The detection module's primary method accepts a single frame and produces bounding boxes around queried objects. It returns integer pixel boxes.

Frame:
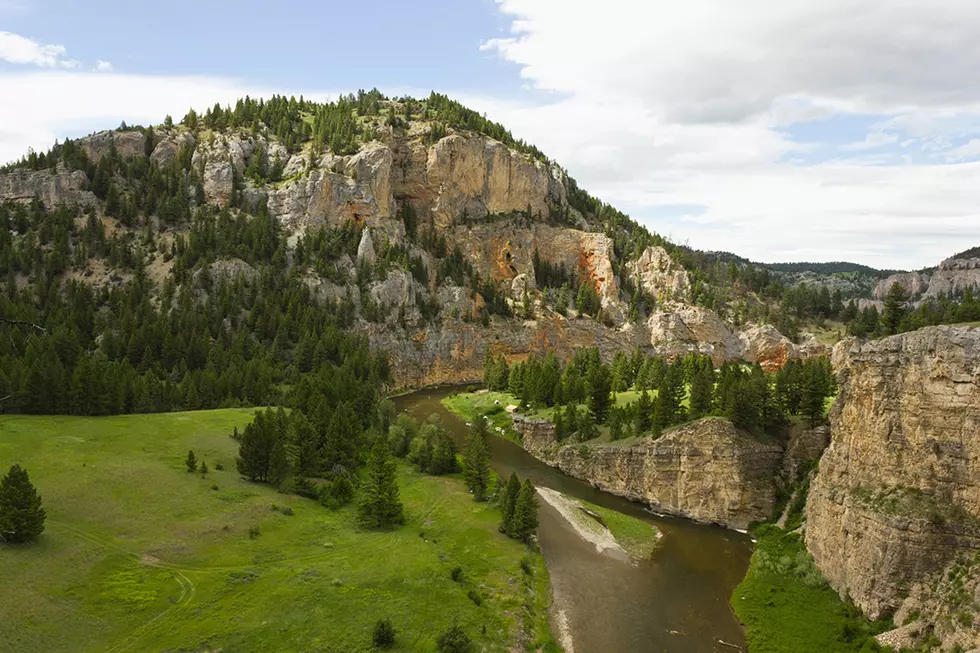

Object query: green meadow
[0,410,554,652]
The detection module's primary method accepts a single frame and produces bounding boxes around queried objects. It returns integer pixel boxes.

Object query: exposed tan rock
[79,130,147,162]
[806,326,980,624]
[356,228,377,266]
[371,314,642,389]
[0,165,95,207]
[782,424,830,480]
[627,246,689,303]
[423,135,565,228]
[887,551,980,652]
[514,416,783,529]
[873,257,980,303]
[739,324,796,372]
[150,132,196,167]
[646,304,742,364]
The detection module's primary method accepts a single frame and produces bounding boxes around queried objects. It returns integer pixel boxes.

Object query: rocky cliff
[806,327,980,640]
[0,113,818,388]
[514,415,783,529]
[873,256,980,303]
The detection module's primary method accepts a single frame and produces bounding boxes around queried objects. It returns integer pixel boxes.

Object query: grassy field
[0,410,556,653]
[732,525,891,653]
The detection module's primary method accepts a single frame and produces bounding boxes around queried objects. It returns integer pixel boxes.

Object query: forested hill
[0,90,973,412]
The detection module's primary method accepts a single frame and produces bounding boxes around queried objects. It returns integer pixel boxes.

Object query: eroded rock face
[739,325,797,372]
[370,314,642,389]
[806,326,980,621]
[0,166,96,207]
[514,416,782,529]
[79,130,147,162]
[422,135,566,228]
[874,257,980,303]
[627,246,689,303]
[646,304,743,364]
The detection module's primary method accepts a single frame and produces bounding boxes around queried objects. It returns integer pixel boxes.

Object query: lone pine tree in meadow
[0,464,46,543]
[185,449,197,473]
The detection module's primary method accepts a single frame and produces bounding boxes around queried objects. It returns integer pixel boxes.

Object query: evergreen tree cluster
[484,347,837,442]
[496,472,539,543]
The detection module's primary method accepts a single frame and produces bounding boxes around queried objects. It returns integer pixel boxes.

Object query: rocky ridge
[873,256,980,303]
[0,120,821,387]
[805,326,980,648]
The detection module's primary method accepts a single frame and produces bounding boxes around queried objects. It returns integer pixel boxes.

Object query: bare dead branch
[0,317,45,332]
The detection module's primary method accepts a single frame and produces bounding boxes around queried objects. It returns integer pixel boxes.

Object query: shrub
[520,556,534,576]
[281,506,294,516]
[214,462,225,471]
[373,618,396,648]
[248,526,260,539]
[436,623,472,653]
[450,566,464,583]
[210,484,219,491]
[467,589,482,606]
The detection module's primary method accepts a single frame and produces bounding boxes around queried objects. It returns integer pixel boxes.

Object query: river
[394,387,753,653]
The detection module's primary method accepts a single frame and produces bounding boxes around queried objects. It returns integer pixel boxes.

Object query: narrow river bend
[395,388,753,653]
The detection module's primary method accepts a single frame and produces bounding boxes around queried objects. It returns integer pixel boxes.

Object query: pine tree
[585,358,612,424]
[498,472,521,534]
[635,390,652,433]
[882,282,909,336]
[358,440,404,528]
[462,423,491,501]
[689,365,715,419]
[508,479,539,542]
[0,464,46,543]
[268,436,290,488]
[185,449,197,473]
[200,460,209,476]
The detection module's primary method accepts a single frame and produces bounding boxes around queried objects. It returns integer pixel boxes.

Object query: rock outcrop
[79,130,147,162]
[806,326,980,625]
[627,246,689,303]
[0,165,96,207]
[873,257,980,303]
[514,416,783,529]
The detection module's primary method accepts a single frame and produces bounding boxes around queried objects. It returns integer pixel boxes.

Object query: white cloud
[943,139,980,162]
[477,0,980,269]
[0,31,74,67]
[94,60,113,72]
[0,71,344,166]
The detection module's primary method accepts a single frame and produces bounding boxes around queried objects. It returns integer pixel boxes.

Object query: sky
[2,0,980,270]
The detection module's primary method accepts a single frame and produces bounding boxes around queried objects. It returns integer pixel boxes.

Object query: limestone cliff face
[806,326,980,622]
[514,416,783,530]
[873,257,980,303]
[645,305,815,371]
[371,314,642,389]
[0,165,95,208]
[627,246,689,303]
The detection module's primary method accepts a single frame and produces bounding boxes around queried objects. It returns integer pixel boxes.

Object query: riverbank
[0,410,557,652]
[732,525,893,653]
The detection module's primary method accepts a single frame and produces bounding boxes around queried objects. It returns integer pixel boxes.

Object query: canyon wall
[806,327,980,633]
[514,415,783,530]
